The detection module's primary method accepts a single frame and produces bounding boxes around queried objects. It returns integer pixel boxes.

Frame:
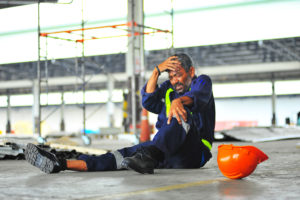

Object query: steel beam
[0,62,300,90]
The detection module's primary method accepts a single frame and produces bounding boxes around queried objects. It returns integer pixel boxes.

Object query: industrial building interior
[0,0,300,199]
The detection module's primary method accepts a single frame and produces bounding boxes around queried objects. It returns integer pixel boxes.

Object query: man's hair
[172,53,193,72]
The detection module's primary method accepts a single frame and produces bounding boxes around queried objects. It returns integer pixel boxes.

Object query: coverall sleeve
[141,81,168,114]
[183,75,213,112]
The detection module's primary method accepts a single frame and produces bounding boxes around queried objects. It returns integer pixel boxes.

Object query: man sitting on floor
[25,53,215,174]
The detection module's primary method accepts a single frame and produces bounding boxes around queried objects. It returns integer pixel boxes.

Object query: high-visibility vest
[164,88,212,151]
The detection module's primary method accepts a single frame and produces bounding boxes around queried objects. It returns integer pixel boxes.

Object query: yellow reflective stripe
[165,87,193,116]
[202,139,212,150]
[165,88,174,117]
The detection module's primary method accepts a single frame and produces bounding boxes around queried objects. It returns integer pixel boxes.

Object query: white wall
[215,95,300,126]
[0,103,123,135]
[1,95,299,135]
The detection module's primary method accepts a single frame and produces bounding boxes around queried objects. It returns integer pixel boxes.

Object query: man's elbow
[143,105,160,114]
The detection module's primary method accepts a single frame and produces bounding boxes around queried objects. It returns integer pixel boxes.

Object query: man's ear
[189,66,195,77]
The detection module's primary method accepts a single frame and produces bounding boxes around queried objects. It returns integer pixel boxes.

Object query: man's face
[168,64,194,94]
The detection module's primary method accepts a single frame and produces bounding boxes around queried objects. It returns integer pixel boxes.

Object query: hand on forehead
[170,56,178,61]
[170,56,182,71]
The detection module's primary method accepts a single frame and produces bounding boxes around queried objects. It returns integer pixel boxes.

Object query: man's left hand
[167,98,187,125]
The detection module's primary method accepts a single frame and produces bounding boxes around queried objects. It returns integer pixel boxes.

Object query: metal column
[126,0,145,139]
[271,76,277,127]
[33,80,41,135]
[6,90,11,134]
[33,2,42,136]
[107,74,115,127]
[80,0,91,145]
[170,0,174,52]
[60,90,65,132]
[81,0,86,136]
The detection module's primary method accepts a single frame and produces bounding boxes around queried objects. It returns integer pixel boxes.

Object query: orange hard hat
[217,144,268,179]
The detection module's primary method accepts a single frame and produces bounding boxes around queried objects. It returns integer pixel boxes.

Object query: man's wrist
[179,96,193,106]
[153,67,160,77]
[155,65,161,76]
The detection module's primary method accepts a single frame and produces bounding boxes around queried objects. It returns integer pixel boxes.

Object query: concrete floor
[0,139,300,200]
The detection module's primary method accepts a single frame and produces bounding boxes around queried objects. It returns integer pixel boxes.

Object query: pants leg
[152,115,192,156]
[78,141,153,171]
[160,125,212,169]
[77,153,116,171]
[152,112,212,169]
[78,109,211,171]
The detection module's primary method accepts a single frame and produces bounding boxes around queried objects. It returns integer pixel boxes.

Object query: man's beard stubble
[174,77,191,94]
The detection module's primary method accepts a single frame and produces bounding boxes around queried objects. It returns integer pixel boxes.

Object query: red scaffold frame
[40,22,171,43]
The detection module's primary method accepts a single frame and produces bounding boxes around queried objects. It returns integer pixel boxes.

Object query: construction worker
[25,53,215,174]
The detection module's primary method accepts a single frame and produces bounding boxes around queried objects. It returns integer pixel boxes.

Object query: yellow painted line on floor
[85,178,227,200]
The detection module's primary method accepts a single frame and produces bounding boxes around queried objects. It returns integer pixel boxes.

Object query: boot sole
[130,166,154,174]
[25,143,55,174]
[123,159,154,174]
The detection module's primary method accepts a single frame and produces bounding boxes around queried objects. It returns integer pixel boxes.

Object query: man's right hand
[167,98,187,125]
[157,56,180,73]
[146,56,180,93]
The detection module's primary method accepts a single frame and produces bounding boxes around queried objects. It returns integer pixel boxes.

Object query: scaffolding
[40,22,170,43]
[36,1,172,142]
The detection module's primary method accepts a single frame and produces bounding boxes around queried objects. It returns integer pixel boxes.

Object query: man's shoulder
[198,74,211,80]
[193,74,212,84]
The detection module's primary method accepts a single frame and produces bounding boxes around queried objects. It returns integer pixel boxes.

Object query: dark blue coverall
[78,74,215,171]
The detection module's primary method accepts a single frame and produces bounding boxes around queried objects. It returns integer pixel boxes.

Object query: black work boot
[121,146,162,174]
[25,143,66,174]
